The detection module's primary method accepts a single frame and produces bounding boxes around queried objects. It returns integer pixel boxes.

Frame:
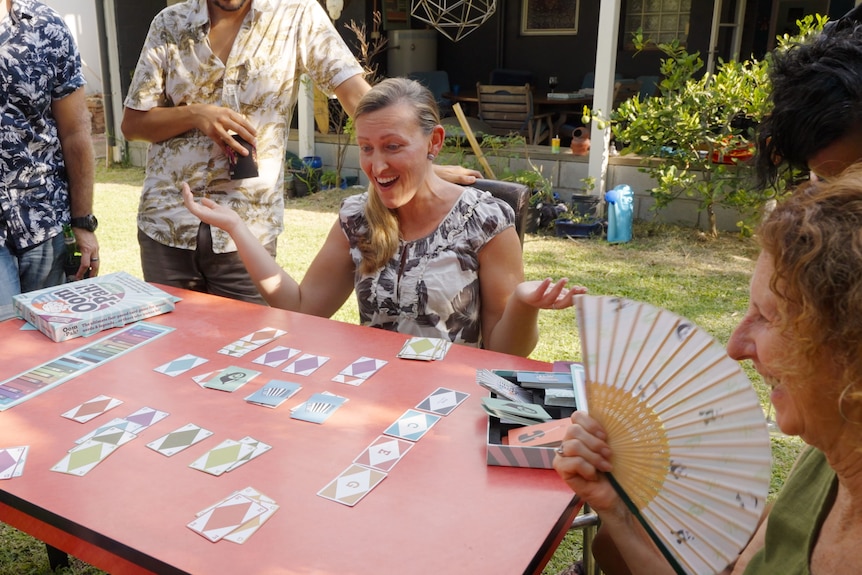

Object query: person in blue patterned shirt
[0,0,99,321]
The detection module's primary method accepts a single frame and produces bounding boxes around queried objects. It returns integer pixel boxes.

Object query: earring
[427,153,435,161]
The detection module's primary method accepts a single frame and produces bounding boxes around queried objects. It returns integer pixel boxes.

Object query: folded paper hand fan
[573,295,771,575]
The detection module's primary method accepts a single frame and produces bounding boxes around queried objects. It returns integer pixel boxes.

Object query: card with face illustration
[203,366,261,392]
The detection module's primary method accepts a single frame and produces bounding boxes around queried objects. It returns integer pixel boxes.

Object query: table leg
[45,543,70,570]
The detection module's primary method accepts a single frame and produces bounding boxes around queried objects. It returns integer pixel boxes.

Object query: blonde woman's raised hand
[515,278,587,310]
[180,182,242,234]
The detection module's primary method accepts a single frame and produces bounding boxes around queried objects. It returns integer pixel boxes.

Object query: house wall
[284,135,752,233]
[44,0,102,93]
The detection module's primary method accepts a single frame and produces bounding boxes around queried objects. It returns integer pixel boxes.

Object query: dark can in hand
[226,134,259,180]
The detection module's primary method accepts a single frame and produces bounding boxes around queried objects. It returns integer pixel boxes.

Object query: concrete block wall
[127,134,750,232]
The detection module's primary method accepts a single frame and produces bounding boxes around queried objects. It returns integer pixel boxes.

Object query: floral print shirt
[124,0,363,253]
[340,188,515,347]
[0,0,84,250]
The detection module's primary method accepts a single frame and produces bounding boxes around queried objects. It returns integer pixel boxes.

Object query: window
[624,0,691,46]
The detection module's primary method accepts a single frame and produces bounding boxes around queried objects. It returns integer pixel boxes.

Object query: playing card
[52,439,120,476]
[506,418,570,448]
[218,328,286,358]
[481,397,552,425]
[475,369,534,403]
[290,393,347,424]
[397,336,451,360]
[123,406,170,430]
[416,387,469,416]
[61,395,123,423]
[203,366,261,392]
[84,426,137,448]
[251,346,301,368]
[221,496,278,544]
[353,436,414,473]
[189,439,256,476]
[154,354,208,377]
[317,464,387,507]
[282,353,329,376]
[383,409,441,441]
[244,379,301,408]
[187,493,269,542]
[336,356,387,380]
[0,446,28,479]
[191,370,217,388]
[199,487,279,544]
[75,417,142,444]
[226,437,272,472]
[147,423,213,457]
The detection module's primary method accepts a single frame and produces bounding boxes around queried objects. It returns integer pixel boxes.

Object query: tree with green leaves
[603,16,826,236]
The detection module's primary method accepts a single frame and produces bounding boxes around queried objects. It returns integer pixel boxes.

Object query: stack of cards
[188,486,278,543]
[476,370,534,403]
[516,371,574,389]
[0,446,29,479]
[481,397,552,425]
[397,336,452,361]
[244,380,301,408]
[290,392,348,424]
[218,328,286,358]
[189,436,271,476]
[53,425,137,476]
[332,356,387,385]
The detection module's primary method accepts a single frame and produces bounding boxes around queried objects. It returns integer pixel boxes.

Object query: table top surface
[0,287,578,575]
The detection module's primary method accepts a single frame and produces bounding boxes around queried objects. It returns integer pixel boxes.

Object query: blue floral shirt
[0,0,84,251]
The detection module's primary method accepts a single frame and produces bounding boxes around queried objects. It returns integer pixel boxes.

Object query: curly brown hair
[758,164,862,410]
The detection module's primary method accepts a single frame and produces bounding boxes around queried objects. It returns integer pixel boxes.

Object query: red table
[0,287,580,575]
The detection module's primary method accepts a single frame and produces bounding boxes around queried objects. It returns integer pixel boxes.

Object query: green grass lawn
[0,164,803,574]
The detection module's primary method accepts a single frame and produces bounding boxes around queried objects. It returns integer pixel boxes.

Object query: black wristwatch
[70,214,98,232]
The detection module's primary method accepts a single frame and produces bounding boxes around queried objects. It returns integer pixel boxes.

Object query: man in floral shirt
[122,0,370,304]
[0,0,99,321]
[123,0,477,304]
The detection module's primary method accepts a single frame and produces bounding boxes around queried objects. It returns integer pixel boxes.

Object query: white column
[588,0,622,199]
[297,75,315,159]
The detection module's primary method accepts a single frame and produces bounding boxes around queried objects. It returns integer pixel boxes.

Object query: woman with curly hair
[554,165,862,574]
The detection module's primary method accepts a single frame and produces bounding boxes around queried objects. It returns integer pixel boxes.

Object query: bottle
[62,224,82,282]
[551,135,561,154]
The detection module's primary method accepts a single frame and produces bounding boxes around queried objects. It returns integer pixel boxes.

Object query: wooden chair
[612,79,643,108]
[476,83,554,145]
[468,178,531,246]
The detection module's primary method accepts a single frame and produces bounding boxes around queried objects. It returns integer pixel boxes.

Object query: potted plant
[554,177,604,238]
[291,156,322,197]
[500,161,557,233]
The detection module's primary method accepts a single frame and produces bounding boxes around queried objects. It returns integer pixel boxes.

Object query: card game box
[13,271,176,342]
[485,370,576,469]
